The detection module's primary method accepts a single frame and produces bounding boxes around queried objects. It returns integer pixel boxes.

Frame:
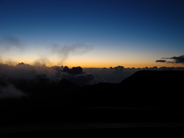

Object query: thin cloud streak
[156,60,166,63]
[0,35,93,66]
[0,35,24,52]
[50,43,93,64]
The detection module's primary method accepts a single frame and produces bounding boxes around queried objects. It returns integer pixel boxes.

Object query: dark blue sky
[0,0,184,67]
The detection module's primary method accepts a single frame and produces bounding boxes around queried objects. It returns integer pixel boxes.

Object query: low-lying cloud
[83,67,136,84]
[1,62,184,99]
[0,63,95,98]
[0,85,27,99]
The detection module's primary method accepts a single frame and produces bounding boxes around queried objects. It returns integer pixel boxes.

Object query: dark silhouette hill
[75,70,184,108]
[1,70,184,127]
[1,70,184,108]
[120,70,184,88]
[118,70,184,107]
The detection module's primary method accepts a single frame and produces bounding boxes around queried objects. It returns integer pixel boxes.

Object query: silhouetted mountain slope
[2,70,184,108]
[117,70,184,107]
[1,71,184,126]
[58,79,79,88]
[120,70,184,88]
[77,70,184,107]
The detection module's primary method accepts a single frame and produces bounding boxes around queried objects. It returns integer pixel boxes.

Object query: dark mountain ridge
[1,70,184,126]
[120,70,184,88]
[117,70,184,107]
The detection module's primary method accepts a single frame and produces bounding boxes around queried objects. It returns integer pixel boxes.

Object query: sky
[0,0,184,68]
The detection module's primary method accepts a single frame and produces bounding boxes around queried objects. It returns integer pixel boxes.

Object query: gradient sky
[0,0,184,68]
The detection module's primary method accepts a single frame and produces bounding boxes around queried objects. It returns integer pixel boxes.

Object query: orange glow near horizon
[1,51,184,68]
[1,58,184,69]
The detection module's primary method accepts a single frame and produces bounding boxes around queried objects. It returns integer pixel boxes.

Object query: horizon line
[1,62,184,69]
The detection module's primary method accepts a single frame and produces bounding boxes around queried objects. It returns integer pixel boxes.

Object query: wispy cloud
[0,85,27,99]
[0,35,24,52]
[50,43,92,64]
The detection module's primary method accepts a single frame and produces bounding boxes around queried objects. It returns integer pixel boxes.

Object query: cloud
[0,35,23,52]
[63,66,83,75]
[170,55,184,64]
[157,55,184,64]
[0,63,95,88]
[0,62,56,82]
[62,74,94,86]
[83,67,137,84]
[1,62,184,100]
[166,61,174,64]
[33,57,51,67]
[50,43,92,64]
[155,60,166,63]
[0,35,24,64]
[114,65,124,70]
[0,35,93,66]
[0,85,27,99]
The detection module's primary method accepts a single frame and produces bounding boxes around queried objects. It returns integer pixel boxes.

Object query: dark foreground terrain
[1,70,184,136]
